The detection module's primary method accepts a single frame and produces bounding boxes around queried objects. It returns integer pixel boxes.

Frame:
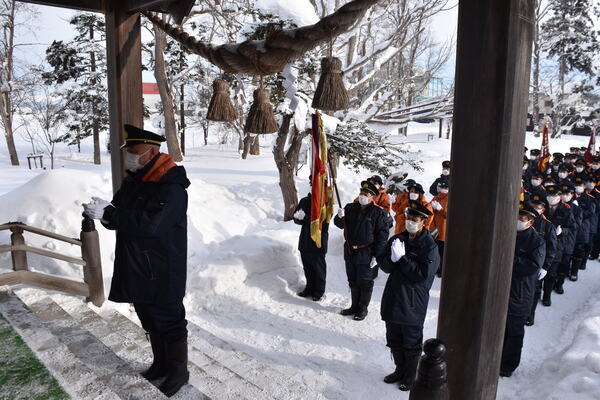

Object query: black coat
[293,194,329,254]
[574,193,596,244]
[533,215,558,272]
[333,202,389,264]
[509,228,545,317]
[544,203,576,258]
[378,230,439,326]
[102,156,190,304]
[587,191,600,235]
[429,175,449,196]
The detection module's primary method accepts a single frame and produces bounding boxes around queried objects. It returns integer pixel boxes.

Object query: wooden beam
[0,245,85,266]
[0,270,89,298]
[105,3,143,193]
[15,0,102,12]
[433,1,535,399]
[0,223,82,246]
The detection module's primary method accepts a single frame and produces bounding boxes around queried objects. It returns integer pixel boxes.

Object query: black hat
[121,124,167,149]
[530,149,541,156]
[437,181,449,189]
[370,175,384,185]
[532,171,544,178]
[573,177,585,186]
[406,182,425,194]
[544,174,556,184]
[558,163,570,171]
[580,146,587,151]
[404,178,416,187]
[406,200,433,218]
[360,180,379,196]
[529,194,547,207]
[560,182,574,193]
[524,146,528,152]
[553,152,564,159]
[519,202,538,219]
[592,156,600,163]
[442,160,451,168]
[523,156,529,163]
[546,185,562,195]
[575,159,586,166]
[570,147,578,152]
[585,175,596,182]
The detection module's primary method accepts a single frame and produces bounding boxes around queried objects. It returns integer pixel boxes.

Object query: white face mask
[586,182,595,189]
[409,192,419,201]
[438,188,449,194]
[530,157,538,161]
[517,220,530,231]
[562,194,572,203]
[576,167,584,173]
[575,186,585,194]
[531,179,542,187]
[442,169,450,176]
[124,149,150,172]
[552,166,559,171]
[533,207,544,215]
[547,195,560,206]
[523,165,528,171]
[558,172,568,179]
[358,195,371,206]
[592,164,600,170]
[405,220,421,234]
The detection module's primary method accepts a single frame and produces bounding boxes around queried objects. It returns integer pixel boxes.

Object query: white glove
[572,200,579,206]
[431,200,442,211]
[556,225,562,236]
[391,239,405,263]
[337,208,345,218]
[538,269,547,280]
[390,194,397,204]
[293,209,306,220]
[83,197,111,220]
[370,257,377,268]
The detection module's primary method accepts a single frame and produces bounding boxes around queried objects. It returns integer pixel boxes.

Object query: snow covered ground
[1,124,600,399]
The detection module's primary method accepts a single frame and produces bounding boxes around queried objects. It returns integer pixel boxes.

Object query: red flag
[584,127,596,163]
[310,112,333,248]
[538,124,550,172]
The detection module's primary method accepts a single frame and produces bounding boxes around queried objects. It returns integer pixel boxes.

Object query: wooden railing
[0,217,104,307]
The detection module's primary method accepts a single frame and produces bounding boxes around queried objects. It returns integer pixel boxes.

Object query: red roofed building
[143,82,161,112]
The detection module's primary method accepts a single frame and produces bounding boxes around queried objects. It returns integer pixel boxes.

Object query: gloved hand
[83,197,112,220]
[293,209,306,220]
[391,239,405,263]
[431,200,442,211]
[370,257,377,268]
[390,194,397,204]
[538,269,547,280]
[556,225,562,236]
[337,208,345,218]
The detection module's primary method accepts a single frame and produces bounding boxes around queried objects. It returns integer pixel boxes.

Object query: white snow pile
[254,0,319,26]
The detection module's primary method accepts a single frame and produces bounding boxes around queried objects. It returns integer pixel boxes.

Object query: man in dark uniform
[334,180,389,321]
[429,160,450,196]
[526,195,557,326]
[585,176,600,263]
[542,185,576,306]
[528,149,541,176]
[569,178,596,280]
[522,157,533,185]
[572,160,589,182]
[293,186,329,301]
[378,201,439,391]
[527,171,546,197]
[556,164,571,186]
[83,124,190,397]
[556,183,582,290]
[500,203,545,377]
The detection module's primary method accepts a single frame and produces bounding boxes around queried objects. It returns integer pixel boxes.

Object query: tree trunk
[552,56,566,138]
[90,22,101,164]
[273,114,305,221]
[241,133,251,159]
[203,121,209,146]
[0,2,18,165]
[250,134,260,155]
[532,8,540,137]
[153,22,183,161]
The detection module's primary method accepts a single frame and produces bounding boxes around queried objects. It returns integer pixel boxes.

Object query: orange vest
[392,193,434,235]
[432,192,449,241]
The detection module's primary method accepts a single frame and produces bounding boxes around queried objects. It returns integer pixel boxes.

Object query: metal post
[409,339,449,400]
[10,225,27,271]
[80,215,104,307]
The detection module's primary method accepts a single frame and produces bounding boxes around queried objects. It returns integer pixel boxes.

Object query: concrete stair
[0,286,328,400]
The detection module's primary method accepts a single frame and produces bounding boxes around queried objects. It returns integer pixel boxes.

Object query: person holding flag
[293,113,334,302]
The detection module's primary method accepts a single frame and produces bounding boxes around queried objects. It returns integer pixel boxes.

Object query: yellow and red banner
[584,127,596,163]
[538,123,550,172]
[310,112,334,248]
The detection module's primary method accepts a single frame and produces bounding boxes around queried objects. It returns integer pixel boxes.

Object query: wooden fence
[0,217,104,307]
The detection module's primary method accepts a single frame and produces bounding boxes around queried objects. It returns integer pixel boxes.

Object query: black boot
[158,336,189,397]
[580,256,588,270]
[384,350,404,384]
[398,355,420,391]
[141,332,167,381]
[525,300,538,326]
[542,277,553,307]
[340,288,360,316]
[569,258,582,281]
[554,274,565,294]
[353,288,373,321]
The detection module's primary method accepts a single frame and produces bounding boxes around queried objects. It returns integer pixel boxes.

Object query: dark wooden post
[10,225,27,271]
[409,339,449,400]
[105,1,143,193]
[81,216,104,307]
[439,118,443,139]
[433,1,535,400]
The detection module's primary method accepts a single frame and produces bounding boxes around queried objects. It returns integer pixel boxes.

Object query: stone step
[13,288,166,400]
[0,287,120,400]
[47,291,267,400]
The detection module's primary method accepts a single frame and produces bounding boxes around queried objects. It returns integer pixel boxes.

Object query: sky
[13,1,460,84]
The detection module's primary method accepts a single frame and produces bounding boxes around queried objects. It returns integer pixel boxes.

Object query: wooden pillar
[10,226,27,271]
[105,2,143,193]
[434,1,535,399]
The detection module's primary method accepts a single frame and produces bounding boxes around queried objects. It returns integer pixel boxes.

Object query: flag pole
[327,154,353,253]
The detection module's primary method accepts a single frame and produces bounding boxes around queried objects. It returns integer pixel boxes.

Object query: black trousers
[436,240,445,275]
[134,301,188,343]
[300,252,327,297]
[590,233,600,258]
[345,260,378,291]
[385,322,423,385]
[500,315,527,373]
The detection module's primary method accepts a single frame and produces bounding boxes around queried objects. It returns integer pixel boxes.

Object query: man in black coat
[293,189,329,301]
[542,185,576,306]
[377,201,439,391]
[83,125,190,397]
[556,183,582,290]
[334,180,389,321]
[569,178,596,281]
[500,204,545,377]
[526,196,558,326]
[429,160,450,196]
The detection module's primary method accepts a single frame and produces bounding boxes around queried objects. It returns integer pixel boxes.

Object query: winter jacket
[586,190,600,235]
[392,194,434,235]
[334,202,389,265]
[378,229,439,326]
[293,194,329,254]
[574,193,596,244]
[102,153,190,304]
[533,214,558,272]
[429,175,449,196]
[509,228,545,318]
[544,202,576,260]
[431,192,448,242]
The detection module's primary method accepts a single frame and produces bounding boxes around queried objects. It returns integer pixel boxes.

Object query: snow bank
[254,0,319,26]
